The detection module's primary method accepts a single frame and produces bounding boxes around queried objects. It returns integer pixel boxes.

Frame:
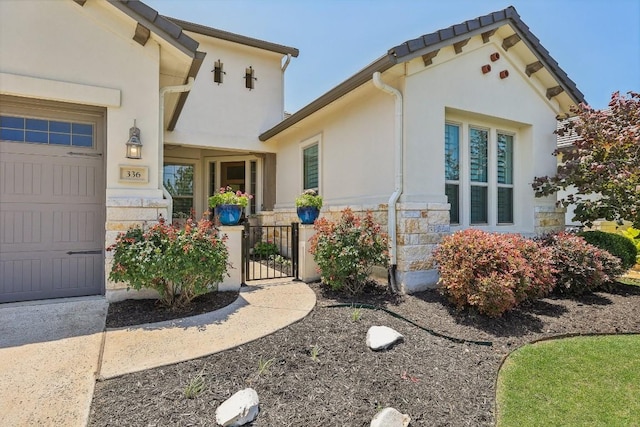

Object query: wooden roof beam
[546,85,564,99]
[133,23,151,46]
[525,61,544,77]
[502,33,521,51]
[481,29,496,43]
[422,49,439,66]
[453,38,470,54]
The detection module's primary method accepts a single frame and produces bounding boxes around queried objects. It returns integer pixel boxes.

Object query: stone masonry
[104,196,169,298]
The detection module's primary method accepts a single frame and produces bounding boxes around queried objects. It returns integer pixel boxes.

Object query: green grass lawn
[496,335,640,427]
[617,276,640,287]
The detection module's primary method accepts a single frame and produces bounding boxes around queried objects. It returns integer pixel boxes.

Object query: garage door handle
[66,250,103,255]
[67,152,102,157]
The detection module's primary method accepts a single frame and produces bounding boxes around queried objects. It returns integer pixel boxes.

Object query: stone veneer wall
[257,203,450,293]
[394,203,450,293]
[104,196,169,300]
[534,206,566,235]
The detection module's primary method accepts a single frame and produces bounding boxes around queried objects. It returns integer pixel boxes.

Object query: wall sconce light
[212,59,225,84]
[126,120,142,159]
[245,66,257,90]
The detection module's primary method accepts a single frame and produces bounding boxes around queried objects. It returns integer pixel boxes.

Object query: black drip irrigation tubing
[325,303,493,347]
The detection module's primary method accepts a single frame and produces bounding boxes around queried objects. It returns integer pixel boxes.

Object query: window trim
[445,122,461,225]
[444,119,517,229]
[300,134,321,194]
[163,160,197,220]
[496,130,515,225]
[203,155,262,215]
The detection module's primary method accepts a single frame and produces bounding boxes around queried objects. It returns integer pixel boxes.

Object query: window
[444,124,460,224]
[0,115,94,147]
[443,122,516,226]
[497,133,514,223]
[469,127,489,224]
[303,143,319,191]
[163,164,194,219]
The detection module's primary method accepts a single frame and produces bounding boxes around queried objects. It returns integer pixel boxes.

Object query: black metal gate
[242,222,299,282]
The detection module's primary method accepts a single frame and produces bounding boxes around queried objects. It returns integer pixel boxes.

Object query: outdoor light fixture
[126,120,142,159]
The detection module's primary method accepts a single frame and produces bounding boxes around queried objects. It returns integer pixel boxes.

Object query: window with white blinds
[444,122,515,227]
[303,143,319,191]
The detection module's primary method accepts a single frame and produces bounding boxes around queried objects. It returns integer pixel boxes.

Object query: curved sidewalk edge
[98,280,317,379]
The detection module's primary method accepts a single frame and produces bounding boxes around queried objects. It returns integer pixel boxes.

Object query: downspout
[159,77,195,222]
[281,53,292,72]
[372,71,403,293]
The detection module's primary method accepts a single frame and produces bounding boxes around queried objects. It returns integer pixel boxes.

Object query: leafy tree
[532,91,640,228]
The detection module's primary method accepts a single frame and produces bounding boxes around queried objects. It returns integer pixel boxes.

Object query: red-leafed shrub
[433,229,555,317]
[539,232,624,296]
[309,208,389,295]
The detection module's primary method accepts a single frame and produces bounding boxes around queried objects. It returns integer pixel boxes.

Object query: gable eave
[390,6,585,107]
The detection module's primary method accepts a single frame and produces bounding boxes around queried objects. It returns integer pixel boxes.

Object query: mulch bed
[105,291,239,328]
[90,281,640,426]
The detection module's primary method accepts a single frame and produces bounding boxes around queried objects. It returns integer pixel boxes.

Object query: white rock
[366,325,404,351]
[215,388,260,426]
[370,407,411,427]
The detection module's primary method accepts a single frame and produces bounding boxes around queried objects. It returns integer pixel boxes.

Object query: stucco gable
[260,6,584,141]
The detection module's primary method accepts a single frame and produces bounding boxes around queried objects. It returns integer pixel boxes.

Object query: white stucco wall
[0,0,166,198]
[402,38,561,233]
[271,83,396,209]
[165,32,286,152]
[269,29,566,236]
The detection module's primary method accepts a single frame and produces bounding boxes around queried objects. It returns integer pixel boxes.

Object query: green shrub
[309,208,389,295]
[433,229,555,317]
[107,217,229,308]
[578,230,638,270]
[540,233,624,296]
[618,227,640,264]
[253,241,279,257]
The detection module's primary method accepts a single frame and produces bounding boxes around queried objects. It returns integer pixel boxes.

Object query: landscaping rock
[215,388,260,426]
[366,325,403,351]
[370,407,411,427]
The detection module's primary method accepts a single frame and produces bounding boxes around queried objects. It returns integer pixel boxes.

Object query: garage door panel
[0,251,102,303]
[1,152,101,203]
[0,258,42,296]
[0,100,105,303]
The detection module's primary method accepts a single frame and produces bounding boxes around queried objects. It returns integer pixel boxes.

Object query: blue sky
[145,0,639,112]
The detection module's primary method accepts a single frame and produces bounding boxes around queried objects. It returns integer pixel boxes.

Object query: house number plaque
[119,165,149,183]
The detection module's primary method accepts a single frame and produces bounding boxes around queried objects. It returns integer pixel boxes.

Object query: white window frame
[445,119,517,229]
[163,159,198,219]
[496,130,515,225]
[300,134,321,194]
[203,155,262,215]
[445,122,461,225]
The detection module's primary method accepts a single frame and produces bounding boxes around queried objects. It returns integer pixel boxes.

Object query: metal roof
[108,0,200,57]
[166,17,299,57]
[259,6,585,141]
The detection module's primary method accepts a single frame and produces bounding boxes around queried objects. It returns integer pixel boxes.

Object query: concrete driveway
[0,297,107,426]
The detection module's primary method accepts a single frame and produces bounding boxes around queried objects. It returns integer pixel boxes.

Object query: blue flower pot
[215,204,242,225]
[297,206,320,224]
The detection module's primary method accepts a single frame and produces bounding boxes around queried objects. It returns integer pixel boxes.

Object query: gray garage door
[0,97,105,303]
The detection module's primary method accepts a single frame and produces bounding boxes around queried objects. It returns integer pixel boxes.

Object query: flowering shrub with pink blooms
[309,208,389,295]
[107,217,229,308]
[539,232,624,296]
[433,229,556,317]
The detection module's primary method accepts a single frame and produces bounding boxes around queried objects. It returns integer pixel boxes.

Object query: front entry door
[220,161,246,193]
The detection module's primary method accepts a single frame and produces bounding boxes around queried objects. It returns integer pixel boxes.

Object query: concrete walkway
[0,280,316,426]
